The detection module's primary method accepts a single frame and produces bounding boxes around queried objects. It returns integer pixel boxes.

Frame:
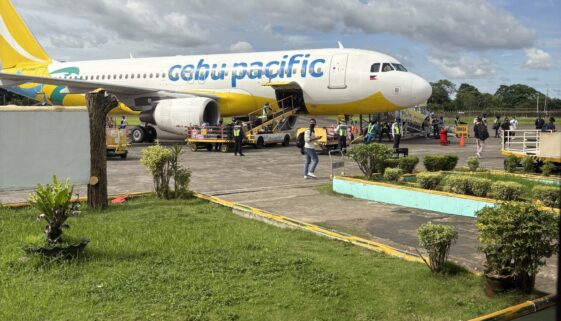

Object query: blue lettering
[231,62,248,87]
[181,64,195,81]
[279,55,288,79]
[196,59,210,81]
[265,61,279,80]
[309,58,325,78]
[287,54,303,78]
[211,63,227,80]
[168,65,181,81]
[301,54,311,77]
[248,62,263,79]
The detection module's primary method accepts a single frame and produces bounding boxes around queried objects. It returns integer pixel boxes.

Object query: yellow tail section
[0,0,51,69]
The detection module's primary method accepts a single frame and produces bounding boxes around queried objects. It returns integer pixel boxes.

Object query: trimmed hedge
[383,168,402,181]
[504,155,520,173]
[443,175,471,195]
[417,172,443,190]
[467,156,479,172]
[469,178,492,197]
[424,155,459,172]
[541,162,555,176]
[398,156,419,174]
[533,186,561,208]
[417,223,458,274]
[491,181,523,201]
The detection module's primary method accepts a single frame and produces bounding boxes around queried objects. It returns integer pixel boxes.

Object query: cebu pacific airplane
[0,0,431,142]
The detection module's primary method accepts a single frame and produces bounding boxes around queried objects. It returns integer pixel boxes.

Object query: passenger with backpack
[473,117,489,158]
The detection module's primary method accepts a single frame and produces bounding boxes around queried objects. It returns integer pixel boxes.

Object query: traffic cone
[459,134,465,147]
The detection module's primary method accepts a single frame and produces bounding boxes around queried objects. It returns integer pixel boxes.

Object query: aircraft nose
[411,76,432,103]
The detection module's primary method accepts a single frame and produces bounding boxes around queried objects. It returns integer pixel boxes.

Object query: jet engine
[140,97,220,135]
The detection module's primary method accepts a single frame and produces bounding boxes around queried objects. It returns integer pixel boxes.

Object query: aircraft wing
[0,72,219,107]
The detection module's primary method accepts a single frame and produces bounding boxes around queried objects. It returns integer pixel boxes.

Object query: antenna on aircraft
[338,41,344,49]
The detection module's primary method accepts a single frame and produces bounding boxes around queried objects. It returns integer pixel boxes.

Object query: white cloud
[524,48,553,69]
[428,56,496,78]
[229,41,254,53]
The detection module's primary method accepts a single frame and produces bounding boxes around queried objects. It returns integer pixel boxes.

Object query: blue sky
[13,0,561,97]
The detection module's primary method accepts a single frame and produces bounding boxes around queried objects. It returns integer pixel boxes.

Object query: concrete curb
[468,295,556,321]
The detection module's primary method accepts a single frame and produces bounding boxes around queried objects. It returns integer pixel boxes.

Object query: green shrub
[541,162,555,176]
[469,178,492,197]
[443,175,471,195]
[476,203,559,292]
[491,181,523,201]
[423,155,458,172]
[467,156,479,172]
[28,176,80,243]
[417,223,458,274]
[504,155,520,173]
[347,143,393,178]
[141,143,192,199]
[383,168,402,181]
[522,157,535,173]
[533,186,561,208]
[380,158,400,174]
[416,172,443,190]
[398,156,419,174]
[443,155,459,171]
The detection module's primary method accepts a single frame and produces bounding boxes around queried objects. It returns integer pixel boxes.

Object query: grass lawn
[0,197,524,321]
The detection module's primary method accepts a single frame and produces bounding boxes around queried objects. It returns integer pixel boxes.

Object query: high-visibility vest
[233,126,242,137]
[338,125,347,136]
[367,124,375,134]
[263,106,271,118]
[393,123,401,135]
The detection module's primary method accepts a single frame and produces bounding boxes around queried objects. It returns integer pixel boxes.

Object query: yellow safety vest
[394,123,401,135]
[233,126,241,137]
[338,125,347,136]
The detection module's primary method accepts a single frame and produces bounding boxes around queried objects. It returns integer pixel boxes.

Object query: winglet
[338,41,344,49]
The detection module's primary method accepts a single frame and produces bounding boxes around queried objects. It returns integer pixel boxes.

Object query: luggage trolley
[106,128,129,159]
[186,126,234,153]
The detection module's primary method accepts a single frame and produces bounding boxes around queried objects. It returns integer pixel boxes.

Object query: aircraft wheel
[282,134,290,146]
[145,126,157,143]
[131,127,146,143]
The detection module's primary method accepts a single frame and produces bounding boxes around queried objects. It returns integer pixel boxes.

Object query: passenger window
[125,74,128,79]
[382,63,394,72]
[370,63,380,72]
[149,73,153,78]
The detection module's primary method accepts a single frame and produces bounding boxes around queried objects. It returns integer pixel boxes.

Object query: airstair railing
[502,130,541,156]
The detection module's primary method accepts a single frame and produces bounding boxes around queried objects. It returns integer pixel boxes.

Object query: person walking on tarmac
[474,117,489,158]
[391,118,403,149]
[304,119,322,179]
[233,120,245,156]
[334,121,348,152]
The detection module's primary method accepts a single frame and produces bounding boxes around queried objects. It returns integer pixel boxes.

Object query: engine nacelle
[140,98,220,135]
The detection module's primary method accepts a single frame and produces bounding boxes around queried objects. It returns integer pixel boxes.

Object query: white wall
[0,107,90,191]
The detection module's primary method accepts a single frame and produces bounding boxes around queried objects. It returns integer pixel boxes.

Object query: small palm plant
[28,176,81,244]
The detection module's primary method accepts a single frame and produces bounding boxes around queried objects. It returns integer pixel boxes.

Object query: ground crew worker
[379,121,391,142]
[334,121,348,152]
[365,120,378,144]
[391,117,402,149]
[263,102,272,120]
[233,120,245,156]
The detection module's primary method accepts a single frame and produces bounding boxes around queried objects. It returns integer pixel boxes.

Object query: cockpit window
[382,63,394,72]
[370,63,380,72]
[391,63,408,72]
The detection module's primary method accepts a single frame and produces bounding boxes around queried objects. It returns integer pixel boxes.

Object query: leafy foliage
[541,162,555,176]
[398,156,419,174]
[504,155,520,173]
[28,176,80,243]
[423,155,458,172]
[417,223,458,274]
[476,203,558,291]
[467,156,479,172]
[443,175,471,195]
[491,181,523,201]
[522,157,535,173]
[416,172,443,190]
[141,143,191,199]
[347,143,393,178]
[533,186,561,208]
[383,168,402,181]
[469,178,492,197]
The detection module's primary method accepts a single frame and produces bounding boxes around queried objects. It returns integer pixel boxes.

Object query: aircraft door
[328,54,348,89]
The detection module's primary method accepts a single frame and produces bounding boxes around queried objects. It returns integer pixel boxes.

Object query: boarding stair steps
[245,96,299,138]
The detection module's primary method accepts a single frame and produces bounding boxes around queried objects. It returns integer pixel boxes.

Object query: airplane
[0,0,431,143]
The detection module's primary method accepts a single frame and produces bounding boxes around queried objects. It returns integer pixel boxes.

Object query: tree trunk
[86,89,118,210]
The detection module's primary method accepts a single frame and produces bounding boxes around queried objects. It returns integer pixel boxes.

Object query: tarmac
[1,123,557,294]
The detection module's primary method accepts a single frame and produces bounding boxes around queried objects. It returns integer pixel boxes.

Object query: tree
[494,84,539,109]
[455,83,482,111]
[86,89,118,210]
[428,79,456,110]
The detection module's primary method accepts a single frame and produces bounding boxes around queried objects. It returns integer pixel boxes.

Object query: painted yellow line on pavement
[193,192,423,263]
[468,295,556,321]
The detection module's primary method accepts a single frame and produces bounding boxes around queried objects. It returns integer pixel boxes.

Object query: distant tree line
[0,88,34,105]
[428,80,561,112]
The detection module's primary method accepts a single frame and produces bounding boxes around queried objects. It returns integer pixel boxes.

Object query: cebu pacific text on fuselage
[168,53,326,87]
